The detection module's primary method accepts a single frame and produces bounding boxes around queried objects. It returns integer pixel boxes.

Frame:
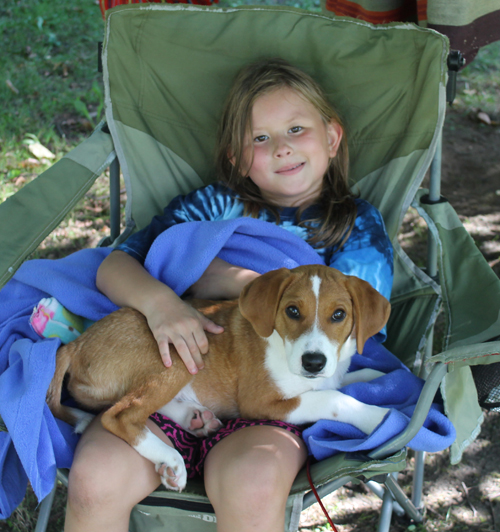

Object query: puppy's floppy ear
[344,276,391,354]
[239,268,293,337]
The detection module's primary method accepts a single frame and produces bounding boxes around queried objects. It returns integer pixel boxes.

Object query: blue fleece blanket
[302,339,455,460]
[0,218,455,519]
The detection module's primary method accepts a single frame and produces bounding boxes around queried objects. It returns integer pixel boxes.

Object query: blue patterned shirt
[117,183,394,303]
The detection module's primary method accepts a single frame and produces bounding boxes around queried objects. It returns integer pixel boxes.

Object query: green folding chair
[1,5,500,531]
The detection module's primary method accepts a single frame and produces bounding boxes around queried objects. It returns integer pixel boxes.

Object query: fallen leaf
[19,158,41,168]
[6,80,19,94]
[477,112,492,125]
[28,142,56,160]
[15,176,27,186]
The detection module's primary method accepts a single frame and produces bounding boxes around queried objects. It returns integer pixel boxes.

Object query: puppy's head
[239,265,390,379]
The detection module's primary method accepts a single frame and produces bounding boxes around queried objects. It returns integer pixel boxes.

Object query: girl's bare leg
[64,414,173,532]
[204,425,307,532]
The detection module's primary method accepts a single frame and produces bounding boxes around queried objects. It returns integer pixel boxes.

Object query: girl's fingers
[168,332,203,375]
[158,339,172,368]
[153,308,223,374]
[182,333,205,371]
[202,316,224,335]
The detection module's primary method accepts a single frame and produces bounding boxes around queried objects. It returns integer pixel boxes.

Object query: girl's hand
[96,250,223,374]
[186,257,260,300]
[144,293,224,374]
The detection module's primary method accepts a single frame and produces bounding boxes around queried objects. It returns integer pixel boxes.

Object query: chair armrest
[370,341,500,462]
[427,341,500,370]
[413,189,500,350]
[368,362,448,460]
[0,123,115,288]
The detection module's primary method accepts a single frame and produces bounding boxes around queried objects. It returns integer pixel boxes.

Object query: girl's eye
[331,309,346,322]
[286,306,300,320]
[289,126,303,133]
[254,135,268,143]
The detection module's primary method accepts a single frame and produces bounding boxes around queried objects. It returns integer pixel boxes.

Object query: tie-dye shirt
[117,183,394,302]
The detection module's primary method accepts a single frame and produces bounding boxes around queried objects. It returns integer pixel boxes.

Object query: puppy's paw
[189,408,223,437]
[156,451,187,492]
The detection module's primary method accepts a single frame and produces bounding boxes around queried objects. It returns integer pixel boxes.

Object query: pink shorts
[149,413,303,479]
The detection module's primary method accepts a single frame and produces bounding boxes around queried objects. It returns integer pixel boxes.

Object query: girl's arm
[96,250,224,374]
[186,257,260,300]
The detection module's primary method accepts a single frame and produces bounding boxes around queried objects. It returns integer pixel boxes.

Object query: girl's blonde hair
[216,58,357,251]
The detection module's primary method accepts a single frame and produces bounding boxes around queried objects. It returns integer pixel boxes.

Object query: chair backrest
[103,4,449,365]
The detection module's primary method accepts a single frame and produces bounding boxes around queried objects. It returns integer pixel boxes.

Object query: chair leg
[385,474,424,523]
[366,479,405,517]
[34,479,57,532]
[377,479,395,532]
[412,450,426,510]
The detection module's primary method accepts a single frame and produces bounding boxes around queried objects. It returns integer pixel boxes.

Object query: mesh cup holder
[471,362,500,412]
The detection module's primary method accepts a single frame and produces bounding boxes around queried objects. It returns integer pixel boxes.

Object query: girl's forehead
[254,87,310,110]
[251,87,321,125]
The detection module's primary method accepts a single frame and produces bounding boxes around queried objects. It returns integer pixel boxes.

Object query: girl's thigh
[68,413,175,505]
[203,424,307,502]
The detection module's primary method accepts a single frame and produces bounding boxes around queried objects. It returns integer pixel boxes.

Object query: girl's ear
[326,121,343,158]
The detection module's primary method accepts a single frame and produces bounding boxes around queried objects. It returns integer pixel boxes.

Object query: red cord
[306,457,339,532]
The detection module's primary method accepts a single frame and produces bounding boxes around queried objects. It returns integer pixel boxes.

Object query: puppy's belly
[169,383,240,421]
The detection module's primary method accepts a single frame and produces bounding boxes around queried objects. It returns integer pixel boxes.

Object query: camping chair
[1,4,500,532]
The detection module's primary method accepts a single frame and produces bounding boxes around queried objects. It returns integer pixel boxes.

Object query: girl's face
[237,87,343,208]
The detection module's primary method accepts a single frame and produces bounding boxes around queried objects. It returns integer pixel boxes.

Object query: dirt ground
[299,109,500,531]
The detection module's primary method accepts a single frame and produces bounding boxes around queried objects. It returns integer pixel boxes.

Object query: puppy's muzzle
[301,352,327,376]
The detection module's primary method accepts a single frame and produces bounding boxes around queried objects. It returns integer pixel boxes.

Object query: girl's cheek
[239,144,254,174]
[251,144,266,166]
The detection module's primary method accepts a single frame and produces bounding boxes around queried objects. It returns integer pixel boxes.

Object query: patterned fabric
[149,412,303,478]
[116,182,394,305]
[30,297,93,345]
[324,0,500,64]
[324,0,423,23]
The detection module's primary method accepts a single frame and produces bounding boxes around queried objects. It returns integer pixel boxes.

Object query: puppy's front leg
[286,390,389,435]
[342,368,385,386]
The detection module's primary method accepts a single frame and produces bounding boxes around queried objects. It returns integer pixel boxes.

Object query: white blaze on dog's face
[273,273,356,379]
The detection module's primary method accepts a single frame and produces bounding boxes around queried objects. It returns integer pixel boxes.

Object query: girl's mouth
[275,162,305,175]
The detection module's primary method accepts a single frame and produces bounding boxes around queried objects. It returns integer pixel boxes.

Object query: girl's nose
[273,137,293,157]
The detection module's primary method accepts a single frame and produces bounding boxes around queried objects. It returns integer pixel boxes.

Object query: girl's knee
[67,429,161,516]
[206,442,300,510]
[67,453,128,514]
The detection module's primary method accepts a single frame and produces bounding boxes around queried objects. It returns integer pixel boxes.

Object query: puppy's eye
[331,309,346,322]
[286,306,300,320]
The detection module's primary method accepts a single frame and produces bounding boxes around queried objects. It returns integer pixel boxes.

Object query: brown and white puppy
[47,264,391,491]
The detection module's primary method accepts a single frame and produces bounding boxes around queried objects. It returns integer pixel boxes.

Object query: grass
[454,40,500,117]
[0,0,104,145]
[1,0,105,211]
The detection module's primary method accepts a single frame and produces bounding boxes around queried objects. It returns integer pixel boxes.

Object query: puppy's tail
[46,343,79,426]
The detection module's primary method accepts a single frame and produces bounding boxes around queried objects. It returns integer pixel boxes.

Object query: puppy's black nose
[302,352,327,374]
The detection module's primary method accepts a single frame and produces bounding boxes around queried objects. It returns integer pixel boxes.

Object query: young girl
[64,58,393,532]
